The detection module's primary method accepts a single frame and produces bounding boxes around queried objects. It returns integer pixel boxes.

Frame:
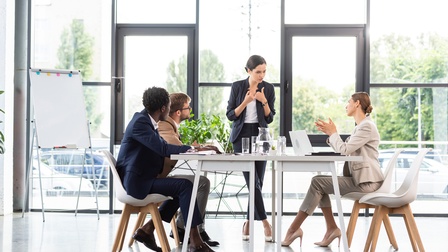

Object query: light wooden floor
[1,211,447,252]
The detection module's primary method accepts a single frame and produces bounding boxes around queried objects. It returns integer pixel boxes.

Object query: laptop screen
[289,130,314,156]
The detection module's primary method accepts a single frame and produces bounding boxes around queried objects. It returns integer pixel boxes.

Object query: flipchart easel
[23,68,99,221]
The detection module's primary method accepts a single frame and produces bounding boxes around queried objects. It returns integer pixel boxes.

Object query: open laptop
[289,130,341,156]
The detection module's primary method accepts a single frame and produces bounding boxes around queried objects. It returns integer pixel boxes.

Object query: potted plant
[179,113,233,153]
[209,115,233,153]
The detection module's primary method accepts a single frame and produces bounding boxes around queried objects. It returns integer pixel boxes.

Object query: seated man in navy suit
[116,86,218,252]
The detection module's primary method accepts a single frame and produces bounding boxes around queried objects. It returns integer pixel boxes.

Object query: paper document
[180,150,217,155]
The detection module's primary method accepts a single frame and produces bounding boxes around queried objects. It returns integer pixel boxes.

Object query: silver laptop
[289,130,340,156]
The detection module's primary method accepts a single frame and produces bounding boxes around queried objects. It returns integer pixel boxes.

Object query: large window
[368,0,448,209]
[30,0,112,211]
[28,0,448,214]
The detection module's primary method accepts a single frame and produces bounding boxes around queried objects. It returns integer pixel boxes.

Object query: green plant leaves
[179,113,233,153]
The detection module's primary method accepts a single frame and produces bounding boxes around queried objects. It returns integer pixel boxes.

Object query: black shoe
[188,242,215,252]
[170,228,219,247]
[133,228,162,252]
[200,231,220,247]
[170,227,186,243]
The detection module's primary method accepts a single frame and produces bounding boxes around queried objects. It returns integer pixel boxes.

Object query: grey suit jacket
[327,116,383,185]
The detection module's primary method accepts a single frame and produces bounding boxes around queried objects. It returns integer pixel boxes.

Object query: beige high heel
[242,221,249,241]
[314,228,341,247]
[281,228,303,247]
[264,224,273,242]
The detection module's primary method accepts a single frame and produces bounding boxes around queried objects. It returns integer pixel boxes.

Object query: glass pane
[123,36,188,127]
[291,37,356,134]
[198,86,231,117]
[199,0,281,83]
[84,86,111,147]
[370,0,448,83]
[117,0,195,24]
[371,87,448,198]
[285,0,366,24]
[31,0,111,82]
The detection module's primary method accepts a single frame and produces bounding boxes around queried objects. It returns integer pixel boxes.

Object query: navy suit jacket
[116,110,191,199]
[226,78,276,143]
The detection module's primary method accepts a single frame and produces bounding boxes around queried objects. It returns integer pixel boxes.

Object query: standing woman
[281,92,383,247]
[226,55,276,242]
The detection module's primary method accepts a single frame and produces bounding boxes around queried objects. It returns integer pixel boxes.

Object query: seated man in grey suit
[158,92,219,247]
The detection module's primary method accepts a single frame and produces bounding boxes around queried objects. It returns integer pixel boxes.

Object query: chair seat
[360,192,410,208]
[120,193,173,207]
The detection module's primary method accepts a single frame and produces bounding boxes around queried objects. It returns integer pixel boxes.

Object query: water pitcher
[256,127,272,154]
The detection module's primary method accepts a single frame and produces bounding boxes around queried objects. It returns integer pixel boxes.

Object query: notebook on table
[289,130,341,156]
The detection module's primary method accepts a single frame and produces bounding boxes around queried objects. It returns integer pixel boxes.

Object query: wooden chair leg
[113,204,132,252]
[170,211,180,246]
[148,204,171,252]
[364,206,385,252]
[402,204,425,252]
[346,200,362,247]
[128,212,148,247]
[382,214,398,250]
[371,206,389,252]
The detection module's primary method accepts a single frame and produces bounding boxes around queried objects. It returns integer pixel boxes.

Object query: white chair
[344,148,403,248]
[359,148,431,252]
[101,150,177,252]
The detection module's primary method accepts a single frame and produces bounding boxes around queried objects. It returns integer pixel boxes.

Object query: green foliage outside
[370,33,448,147]
[56,19,103,137]
[291,77,354,134]
[166,49,226,116]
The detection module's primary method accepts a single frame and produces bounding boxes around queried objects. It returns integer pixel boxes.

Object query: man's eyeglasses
[180,106,191,111]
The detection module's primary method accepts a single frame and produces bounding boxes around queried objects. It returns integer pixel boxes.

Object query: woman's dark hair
[245,55,266,72]
[142,86,170,114]
[352,92,373,114]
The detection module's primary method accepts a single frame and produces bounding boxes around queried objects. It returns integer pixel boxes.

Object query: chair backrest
[360,148,431,208]
[101,150,173,206]
[100,150,129,203]
[394,148,431,199]
[376,148,404,193]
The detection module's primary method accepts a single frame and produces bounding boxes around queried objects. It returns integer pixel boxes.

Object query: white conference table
[171,153,270,252]
[171,153,362,252]
[273,154,362,252]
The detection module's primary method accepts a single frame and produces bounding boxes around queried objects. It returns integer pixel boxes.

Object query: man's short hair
[142,87,170,113]
[169,92,191,115]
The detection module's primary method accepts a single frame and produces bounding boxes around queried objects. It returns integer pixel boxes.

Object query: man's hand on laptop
[197,145,222,154]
